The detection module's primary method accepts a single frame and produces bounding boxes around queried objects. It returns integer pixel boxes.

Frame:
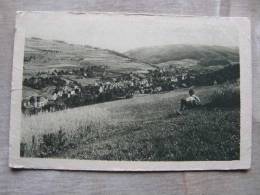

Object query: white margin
[9,12,252,171]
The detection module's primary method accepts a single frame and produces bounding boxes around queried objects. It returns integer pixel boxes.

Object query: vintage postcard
[9,12,252,171]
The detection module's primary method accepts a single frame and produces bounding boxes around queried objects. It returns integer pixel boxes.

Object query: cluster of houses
[51,84,81,100]
[22,96,49,109]
[22,82,81,111]
[94,69,194,97]
[22,68,196,112]
[22,65,224,114]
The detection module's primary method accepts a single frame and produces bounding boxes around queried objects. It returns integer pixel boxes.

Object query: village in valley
[22,61,239,115]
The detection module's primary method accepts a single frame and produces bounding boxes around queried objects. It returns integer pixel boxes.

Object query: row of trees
[23,76,66,90]
[193,63,239,86]
[52,65,106,78]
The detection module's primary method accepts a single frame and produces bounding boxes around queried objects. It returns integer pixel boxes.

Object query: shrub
[208,83,240,108]
[37,129,68,157]
[20,129,69,158]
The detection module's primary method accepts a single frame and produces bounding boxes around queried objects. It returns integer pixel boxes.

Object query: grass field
[20,84,240,161]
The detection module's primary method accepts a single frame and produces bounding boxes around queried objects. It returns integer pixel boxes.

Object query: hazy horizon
[19,12,239,53]
[26,36,239,54]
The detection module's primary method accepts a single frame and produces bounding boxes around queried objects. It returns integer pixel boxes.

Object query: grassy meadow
[20,83,240,161]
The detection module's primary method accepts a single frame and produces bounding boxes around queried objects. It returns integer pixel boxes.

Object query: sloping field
[21,87,194,141]
[21,85,240,161]
[21,87,211,138]
[24,37,154,74]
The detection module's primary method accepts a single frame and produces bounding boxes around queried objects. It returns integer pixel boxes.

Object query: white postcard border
[9,12,252,171]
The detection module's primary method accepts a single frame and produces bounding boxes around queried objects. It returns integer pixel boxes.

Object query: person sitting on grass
[179,88,201,111]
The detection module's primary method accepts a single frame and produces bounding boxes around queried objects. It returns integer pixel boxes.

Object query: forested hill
[24,37,154,74]
[125,44,239,67]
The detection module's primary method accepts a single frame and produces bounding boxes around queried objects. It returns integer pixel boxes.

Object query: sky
[17,12,239,53]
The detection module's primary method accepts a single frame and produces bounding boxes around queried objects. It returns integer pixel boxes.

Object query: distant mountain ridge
[125,44,239,66]
[24,37,154,74]
[24,38,239,75]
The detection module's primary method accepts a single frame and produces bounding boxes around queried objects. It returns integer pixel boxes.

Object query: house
[23,96,48,109]
[171,76,178,83]
[22,97,33,109]
[190,75,196,80]
[181,73,188,80]
[51,93,58,101]
[57,90,63,97]
[36,96,48,108]
[74,85,81,92]
[63,86,70,92]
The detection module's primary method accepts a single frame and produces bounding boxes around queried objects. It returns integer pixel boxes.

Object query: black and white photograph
[9,12,252,171]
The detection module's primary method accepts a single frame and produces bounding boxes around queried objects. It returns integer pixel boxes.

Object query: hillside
[24,37,154,74]
[21,85,240,161]
[125,44,239,67]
